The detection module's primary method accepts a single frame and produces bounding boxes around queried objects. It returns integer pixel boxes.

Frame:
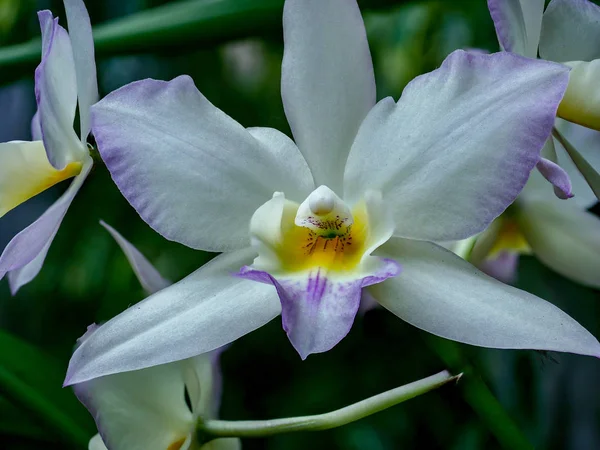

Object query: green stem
[199,370,459,439]
[552,127,600,201]
[425,337,534,450]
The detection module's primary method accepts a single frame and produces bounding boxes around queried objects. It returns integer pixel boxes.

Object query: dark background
[0,0,599,449]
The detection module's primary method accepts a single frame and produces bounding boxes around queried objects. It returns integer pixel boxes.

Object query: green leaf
[0,329,94,447]
[0,0,410,82]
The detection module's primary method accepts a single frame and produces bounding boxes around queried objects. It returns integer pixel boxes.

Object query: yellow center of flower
[275,201,369,273]
[488,217,530,258]
[166,437,187,450]
[0,140,83,217]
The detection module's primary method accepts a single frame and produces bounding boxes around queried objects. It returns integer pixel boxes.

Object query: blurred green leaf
[0,329,94,448]
[426,336,534,450]
[0,0,413,83]
[0,396,48,440]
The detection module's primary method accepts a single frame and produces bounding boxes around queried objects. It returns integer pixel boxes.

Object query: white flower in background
[66,0,600,386]
[78,329,239,450]
[465,119,600,287]
[80,224,239,450]
[488,0,600,198]
[0,0,98,293]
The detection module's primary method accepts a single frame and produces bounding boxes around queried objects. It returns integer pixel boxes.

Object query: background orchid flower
[65,0,600,386]
[488,0,600,199]
[77,329,240,450]
[465,119,600,287]
[76,228,239,450]
[0,0,98,293]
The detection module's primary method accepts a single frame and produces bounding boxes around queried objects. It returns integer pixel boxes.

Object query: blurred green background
[0,0,599,448]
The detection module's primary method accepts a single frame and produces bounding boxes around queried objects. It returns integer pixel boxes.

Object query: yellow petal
[0,140,82,218]
[557,60,600,131]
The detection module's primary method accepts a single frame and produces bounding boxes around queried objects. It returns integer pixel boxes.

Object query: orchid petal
[539,0,600,62]
[91,76,313,252]
[555,60,600,131]
[478,251,519,284]
[0,157,92,293]
[487,0,545,57]
[536,157,573,199]
[238,258,399,359]
[63,0,99,141]
[74,359,196,450]
[0,140,82,218]
[344,50,568,242]
[89,434,107,450]
[100,221,171,295]
[35,11,83,169]
[281,0,375,192]
[31,111,42,141]
[371,238,600,357]
[517,198,600,289]
[65,248,281,385]
[554,119,600,208]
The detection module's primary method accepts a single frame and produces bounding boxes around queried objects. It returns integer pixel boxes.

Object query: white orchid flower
[65,0,600,386]
[0,0,98,293]
[81,224,239,450]
[488,0,600,198]
[77,328,239,450]
[467,119,600,288]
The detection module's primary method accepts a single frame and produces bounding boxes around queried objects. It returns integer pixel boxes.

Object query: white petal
[65,248,281,385]
[74,359,195,450]
[0,140,82,218]
[555,60,600,131]
[88,434,107,450]
[63,0,99,140]
[91,76,313,252]
[281,0,375,192]
[100,221,171,295]
[344,50,569,242]
[487,0,545,57]
[518,198,600,288]
[370,238,600,357]
[35,11,84,169]
[539,0,600,62]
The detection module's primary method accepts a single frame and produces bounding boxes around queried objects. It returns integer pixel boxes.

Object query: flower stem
[198,370,460,439]
[552,127,600,201]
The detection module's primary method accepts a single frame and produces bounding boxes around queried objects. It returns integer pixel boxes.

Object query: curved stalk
[199,370,460,439]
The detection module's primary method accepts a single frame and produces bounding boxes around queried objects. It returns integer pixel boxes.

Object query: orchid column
[66,0,600,386]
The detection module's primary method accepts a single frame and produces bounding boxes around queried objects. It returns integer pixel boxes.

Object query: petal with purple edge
[91,76,313,253]
[0,157,92,294]
[487,0,545,57]
[344,50,569,242]
[35,11,83,169]
[536,157,573,199]
[65,248,281,386]
[371,237,600,357]
[100,221,171,295]
[238,258,400,359]
[478,251,519,284]
[281,0,375,193]
[539,0,600,62]
[63,0,99,141]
